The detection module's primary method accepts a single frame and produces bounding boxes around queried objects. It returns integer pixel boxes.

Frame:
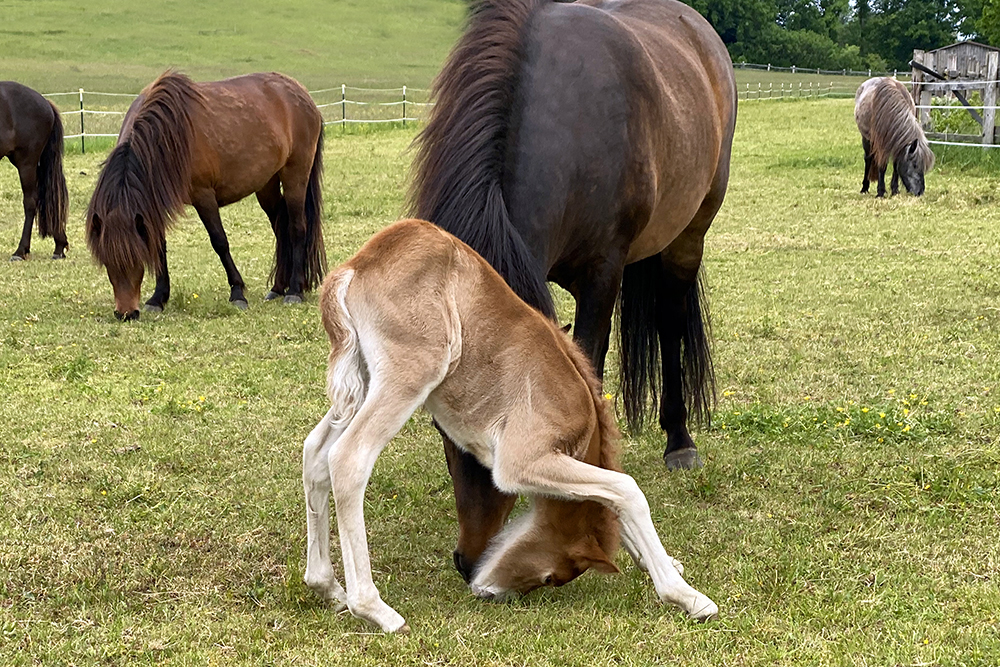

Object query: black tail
[409,0,554,317]
[303,130,327,290]
[619,259,715,432]
[272,130,327,292]
[36,102,68,241]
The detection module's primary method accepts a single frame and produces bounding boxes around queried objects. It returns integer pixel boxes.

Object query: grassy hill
[0,0,466,93]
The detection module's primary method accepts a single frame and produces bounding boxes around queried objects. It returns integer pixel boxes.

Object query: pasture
[2,98,999,664]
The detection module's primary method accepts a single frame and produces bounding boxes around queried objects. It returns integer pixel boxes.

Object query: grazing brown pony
[1,81,68,260]
[85,71,326,321]
[855,77,934,197]
[410,0,736,582]
[303,219,718,633]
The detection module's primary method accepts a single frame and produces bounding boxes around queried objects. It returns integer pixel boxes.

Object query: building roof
[927,40,1000,54]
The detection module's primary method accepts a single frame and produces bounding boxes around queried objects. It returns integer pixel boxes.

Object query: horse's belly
[625,192,705,263]
[423,397,496,469]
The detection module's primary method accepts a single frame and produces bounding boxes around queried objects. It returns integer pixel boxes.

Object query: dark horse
[86,71,326,320]
[1,81,69,260]
[410,0,736,581]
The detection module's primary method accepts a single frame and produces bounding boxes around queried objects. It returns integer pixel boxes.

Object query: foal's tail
[303,130,327,291]
[36,101,68,242]
[618,258,715,433]
[320,269,366,427]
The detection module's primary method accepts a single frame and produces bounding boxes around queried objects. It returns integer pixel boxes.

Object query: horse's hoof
[397,624,411,635]
[689,598,719,623]
[231,299,249,311]
[143,303,164,313]
[283,294,303,305]
[264,290,283,301]
[663,448,703,470]
[9,255,25,262]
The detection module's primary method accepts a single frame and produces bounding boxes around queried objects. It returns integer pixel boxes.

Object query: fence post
[983,52,999,145]
[767,63,771,71]
[868,69,872,76]
[341,84,346,131]
[402,85,406,126]
[79,88,85,154]
[757,82,761,100]
[792,65,796,74]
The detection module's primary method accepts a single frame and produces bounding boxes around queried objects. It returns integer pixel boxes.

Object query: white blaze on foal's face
[469,517,618,600]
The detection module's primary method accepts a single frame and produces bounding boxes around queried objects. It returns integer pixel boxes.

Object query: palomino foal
[303,219,718,633]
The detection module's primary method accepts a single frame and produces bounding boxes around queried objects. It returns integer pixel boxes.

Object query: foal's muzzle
[454,550,475,583]
[114,309,140,322]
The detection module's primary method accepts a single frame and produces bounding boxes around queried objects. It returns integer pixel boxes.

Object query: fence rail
[734,61,911,80]
[42,85,435,151]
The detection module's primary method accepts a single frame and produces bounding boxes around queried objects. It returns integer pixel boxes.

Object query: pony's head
[468,500,619,600]
[86,144,163,321]
[895,137,935,196]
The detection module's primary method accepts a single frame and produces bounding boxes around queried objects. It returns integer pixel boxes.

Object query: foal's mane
[409,0,555,318]
[86,70,204,271]
[869,79,935,172]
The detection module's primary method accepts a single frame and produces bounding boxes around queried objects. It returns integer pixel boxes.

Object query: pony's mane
[869,79,935,172]
[408,0,555,318]
[86,70,204,271]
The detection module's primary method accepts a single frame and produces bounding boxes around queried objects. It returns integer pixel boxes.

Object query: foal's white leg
[303,407,348,609]
[492,454,716,621]
[329,381,436,633]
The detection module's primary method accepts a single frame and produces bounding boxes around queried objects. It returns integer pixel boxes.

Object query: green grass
[1,0,465,93]
[3,94,1000,666]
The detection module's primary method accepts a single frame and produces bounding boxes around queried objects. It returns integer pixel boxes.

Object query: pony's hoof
[52,253,66,260]
[688,596,719,623]
[231,299,249,311]
[143,303,164,314]
[9,254,25,262]
[397,624,411,635]
[264,290,283,301]
[664,448,703,470]
[283,294,303,305]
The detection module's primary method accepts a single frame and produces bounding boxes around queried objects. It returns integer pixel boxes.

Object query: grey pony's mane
[865,79,935,172]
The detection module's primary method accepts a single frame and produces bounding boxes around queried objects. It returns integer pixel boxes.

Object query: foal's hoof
[264,290,284,301]
[52,253,66,260]
[688,596,719,623]
[9,254,25,262]
[231,299,249,311]
[143,303,164,313]
[664,448,703,470]
[283,294,303,305]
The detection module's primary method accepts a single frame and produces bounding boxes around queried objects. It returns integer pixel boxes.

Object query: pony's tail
[618,258,715,433]
[36,102,68,242]
[304,130,327,291]
[320,269,366,427]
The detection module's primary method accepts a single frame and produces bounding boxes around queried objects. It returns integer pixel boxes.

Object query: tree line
[685,0,1000,72]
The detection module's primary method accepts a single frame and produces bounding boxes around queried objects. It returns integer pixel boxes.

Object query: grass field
[2,95,999,664]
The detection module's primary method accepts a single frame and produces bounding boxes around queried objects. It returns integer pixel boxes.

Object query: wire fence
[734,61,911,80]
[737,81,859,100]
[42,85,434,152]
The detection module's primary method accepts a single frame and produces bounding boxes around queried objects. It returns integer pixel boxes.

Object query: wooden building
[912,41,1000,145]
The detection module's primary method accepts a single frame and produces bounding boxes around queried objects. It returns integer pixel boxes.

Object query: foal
[303,219,718,632]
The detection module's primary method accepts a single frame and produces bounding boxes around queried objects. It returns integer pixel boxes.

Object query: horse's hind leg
[329,378,439,633]
[192,195,248,309]
[255,174,289,301]
[488,452,717,621]
[861,138,873,194]
[11,158,38,261]
[303,407,348,609]
[876,163,888,198]
[276,165,311,304]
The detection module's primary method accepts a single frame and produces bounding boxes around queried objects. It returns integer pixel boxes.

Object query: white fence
[735,61,911,80]
[738,81,859,101]
[42,85,433,152]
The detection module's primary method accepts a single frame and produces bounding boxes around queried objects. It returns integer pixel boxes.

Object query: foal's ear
[570,537,619,574]
[560,323,572,334]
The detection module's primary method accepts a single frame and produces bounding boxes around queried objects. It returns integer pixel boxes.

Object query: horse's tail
[36,101,68,241]
[408,0,554,318]
[618,258,715,433]
[304,129,327,290]
[320,268,367,427]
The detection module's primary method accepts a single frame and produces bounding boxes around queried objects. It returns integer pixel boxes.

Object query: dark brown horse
[86,71,326,320]
[1,81,68,260]
[410,0,737,582]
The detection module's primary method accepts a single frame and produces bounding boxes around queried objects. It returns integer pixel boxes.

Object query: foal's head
[469,498,620,600]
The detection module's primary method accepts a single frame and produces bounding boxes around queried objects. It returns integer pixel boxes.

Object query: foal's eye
[543,574,553,586]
